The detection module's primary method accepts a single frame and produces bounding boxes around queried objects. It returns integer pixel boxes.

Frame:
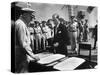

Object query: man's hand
[27,54,40,62]
[25,46,40,62]
[53,42,59,47]
[33,55,40,61]
[30,55,40,62]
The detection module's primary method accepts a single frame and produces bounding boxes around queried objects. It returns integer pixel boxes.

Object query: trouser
[15,47,28,73]
[78,32,83,42]
[83,31,88,41]
[35,34,42,50]
[42,34,46,50]
[94,37,97,48]
[47,38,53,46]
[30,35,35,52]
[70,31,78,51]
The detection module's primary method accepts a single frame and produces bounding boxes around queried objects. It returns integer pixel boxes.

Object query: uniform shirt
[34,26,42,34]
[15,19,33,59]
[28,27,34,34]
[42,26,52,39]
[28,27,35,41]
[69,21,78,32]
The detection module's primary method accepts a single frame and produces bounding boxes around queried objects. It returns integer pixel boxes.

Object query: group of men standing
[12,7,70,73]
[28,20,54,53]
[12,5,97,73]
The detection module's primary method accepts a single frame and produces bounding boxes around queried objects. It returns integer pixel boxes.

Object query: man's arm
[17,23,39,60]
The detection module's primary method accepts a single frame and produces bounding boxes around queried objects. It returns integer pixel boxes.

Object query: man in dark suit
[52,15,69,56]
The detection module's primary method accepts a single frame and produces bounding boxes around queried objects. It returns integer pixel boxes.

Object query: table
[28,54,96,72]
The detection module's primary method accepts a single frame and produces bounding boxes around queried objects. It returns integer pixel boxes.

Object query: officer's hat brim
[21,8,35,13]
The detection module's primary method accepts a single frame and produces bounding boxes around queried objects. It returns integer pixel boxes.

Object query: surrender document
[37,54,65,64]
[53,57,85,70]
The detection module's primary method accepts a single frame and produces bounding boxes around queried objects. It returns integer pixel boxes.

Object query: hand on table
[33,55,40,61]
[27,55,40,62]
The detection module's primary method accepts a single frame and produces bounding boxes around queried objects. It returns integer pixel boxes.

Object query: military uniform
[68,21,78,53]
[34,25,42,51]
[28,27,35,52]
[15,19,32,73]
[14,8,39,73]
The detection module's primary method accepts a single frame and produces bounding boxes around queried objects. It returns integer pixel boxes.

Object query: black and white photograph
[11,1,98,73]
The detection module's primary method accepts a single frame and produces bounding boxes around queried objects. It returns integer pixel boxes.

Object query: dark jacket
[53,23,69,45]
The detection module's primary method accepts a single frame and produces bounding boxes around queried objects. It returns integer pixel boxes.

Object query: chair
[78,42,91,61]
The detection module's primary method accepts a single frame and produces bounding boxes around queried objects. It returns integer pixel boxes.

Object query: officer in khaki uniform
[15,8,40,73]
[68,16,78,54]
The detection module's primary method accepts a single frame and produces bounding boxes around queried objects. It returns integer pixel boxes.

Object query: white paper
[53,57,85,70]
[37,54,65,64]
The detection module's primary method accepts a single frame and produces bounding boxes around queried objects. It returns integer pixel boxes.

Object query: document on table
[53,57,85,71]
[37,54,65,64]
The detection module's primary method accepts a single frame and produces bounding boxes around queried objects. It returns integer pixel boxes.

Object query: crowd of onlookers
[28,18,55,53]
[27,14,97,53]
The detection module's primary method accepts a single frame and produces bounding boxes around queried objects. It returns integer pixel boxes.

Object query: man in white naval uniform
[15,8,40,73]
